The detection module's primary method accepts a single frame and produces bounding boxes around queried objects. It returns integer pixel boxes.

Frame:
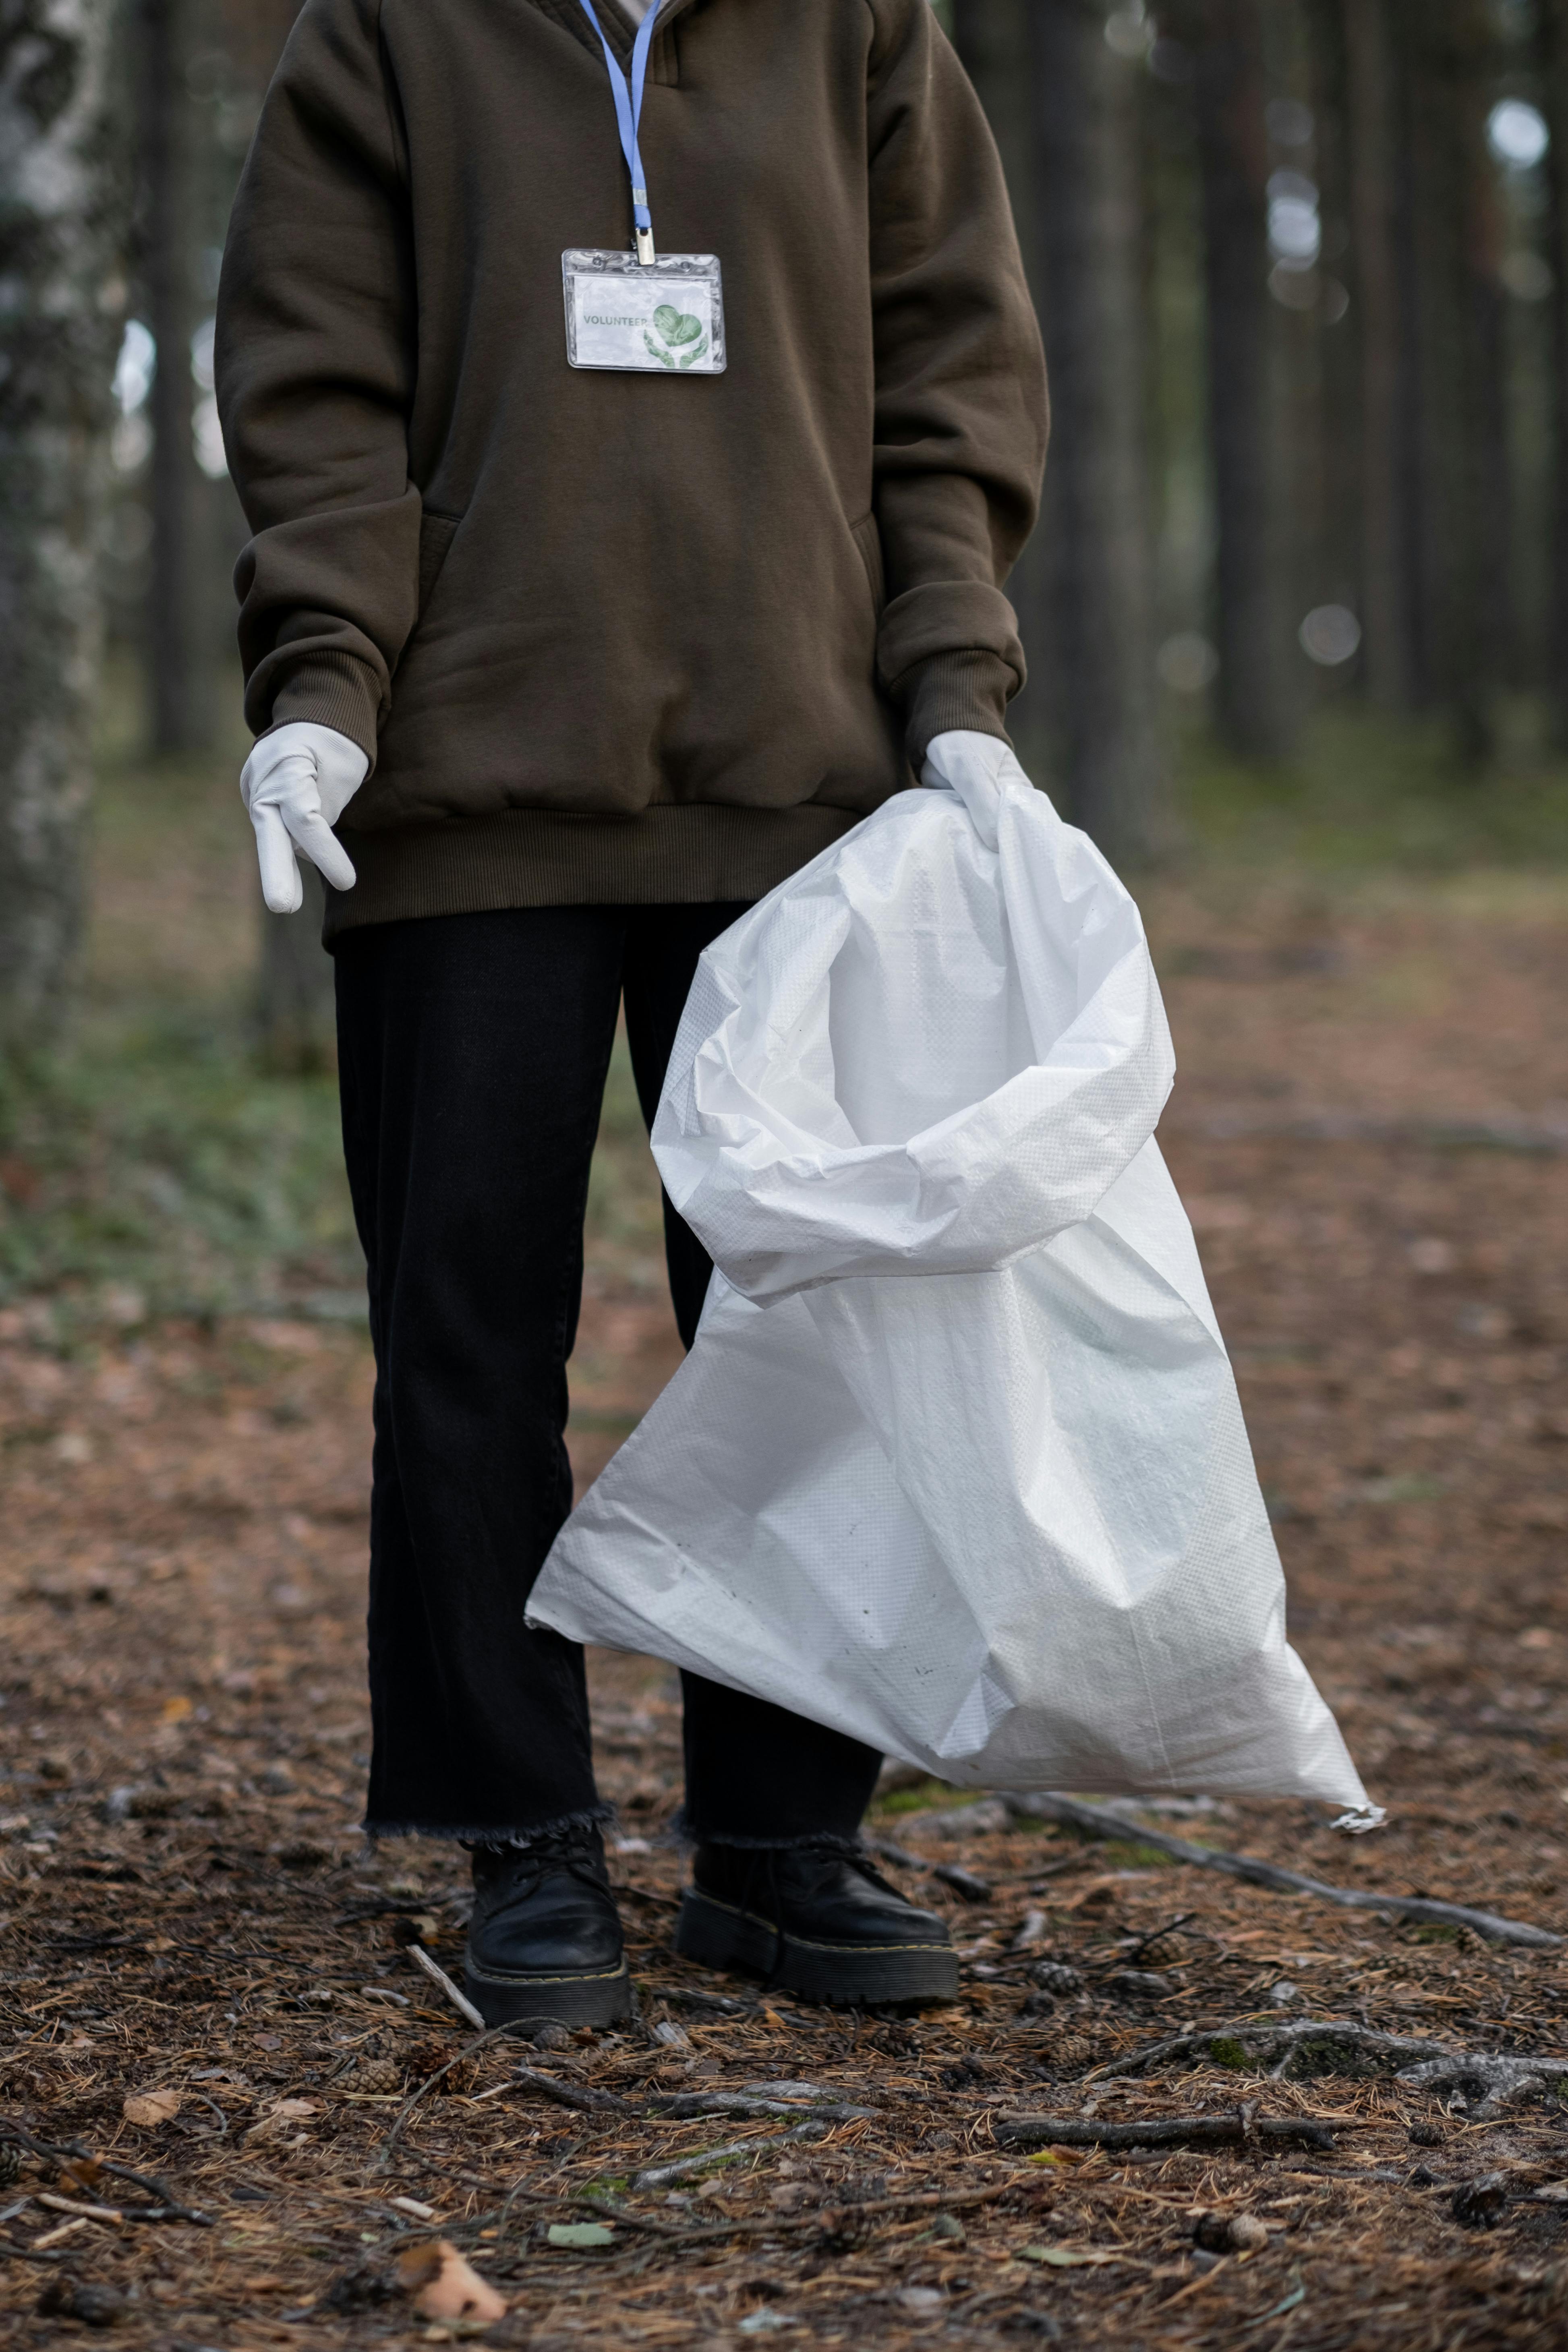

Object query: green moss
[874,1780,965,1818]
[1097,1840,1177,1870]
[1207,2037,1252,2072]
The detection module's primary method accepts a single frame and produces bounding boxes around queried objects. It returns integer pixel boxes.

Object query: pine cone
[353,2058,403,2095]
[0,2143,23,2188]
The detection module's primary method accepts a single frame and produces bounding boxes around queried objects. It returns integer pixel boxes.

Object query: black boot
[675,1842,958,2007]
[464,1825,631,2029]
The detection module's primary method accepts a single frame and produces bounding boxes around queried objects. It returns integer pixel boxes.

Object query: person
[215,0,1047,2028]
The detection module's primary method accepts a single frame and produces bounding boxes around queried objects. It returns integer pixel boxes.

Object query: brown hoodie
[216,0,1048,936]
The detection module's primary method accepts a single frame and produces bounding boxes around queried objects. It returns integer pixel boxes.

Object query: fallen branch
[634,2121,828,2190]
[647,2091,878,2125]
[1004,1795,1562,1948]
[491,2174,1031,2252]
[1395,2053,1568,2123]
[994,2105,1339,2153]
[0,2120,211,2228]
[867,1839,991,1903]
[1089,2019,1568,2120]
[512,2066,631,2116]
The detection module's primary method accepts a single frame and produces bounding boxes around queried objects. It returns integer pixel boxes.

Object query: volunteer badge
[563,251,726,375]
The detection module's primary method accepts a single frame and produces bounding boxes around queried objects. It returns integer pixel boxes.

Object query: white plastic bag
[529,736,1370,1808]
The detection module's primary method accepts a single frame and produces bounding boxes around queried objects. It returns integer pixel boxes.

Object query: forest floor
[3,709,1568,2348]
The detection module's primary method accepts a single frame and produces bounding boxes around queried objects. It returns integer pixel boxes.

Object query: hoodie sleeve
[215,0,419,766]
[865,0,1048,766]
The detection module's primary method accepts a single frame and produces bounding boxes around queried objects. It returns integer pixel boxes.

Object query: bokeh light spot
[1299,606,1362,667]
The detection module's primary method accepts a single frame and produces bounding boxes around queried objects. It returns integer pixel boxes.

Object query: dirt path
[2,874,1566,2348]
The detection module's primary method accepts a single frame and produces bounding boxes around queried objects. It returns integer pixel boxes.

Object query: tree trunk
[0,0,124,1051]
[1342,0,1412,706]
[1027,0,1162,865]
[141,0,205,752]
[1540,0,1568,744]
[258,874,336,1075]
[1397,0,1497,762]
[1178,0,1297,760]
[949,0,1050,772]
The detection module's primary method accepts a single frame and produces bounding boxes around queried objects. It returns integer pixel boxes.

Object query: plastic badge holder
[563,250,726,375]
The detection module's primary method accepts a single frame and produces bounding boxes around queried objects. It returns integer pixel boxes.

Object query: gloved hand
[922,729,1015,792]
[240,722,368,915]
[922,729,1027,848]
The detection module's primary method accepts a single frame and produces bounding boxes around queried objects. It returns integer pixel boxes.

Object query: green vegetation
[1170,702,1568,879]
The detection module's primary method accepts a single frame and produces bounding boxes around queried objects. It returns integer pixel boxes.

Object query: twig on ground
[491,2174,1032,2251]
[646,2091,879,2124]
[512,2065,632,2116]
[1086,2019,1568,2119]
[645,1986,761,2018]
[0,2119,211,2227]
[867,1839,992,1903]
[1004,1795,1562,1948]
[994,2106,1340,2152]
[1111,1913,1199,1970]
[634,2120,828,2188]
[407,1943,485,2029]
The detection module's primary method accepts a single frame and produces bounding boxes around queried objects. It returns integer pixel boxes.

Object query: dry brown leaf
[396,2239,507,2322]
[121,2089,181,2127]
[59,2157,105,2192]
[392,2244,445,2292]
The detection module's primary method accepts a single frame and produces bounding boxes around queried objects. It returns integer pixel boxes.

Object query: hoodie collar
[523,0,703,74]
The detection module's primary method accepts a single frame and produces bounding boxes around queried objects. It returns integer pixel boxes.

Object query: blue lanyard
[575,0,668,267]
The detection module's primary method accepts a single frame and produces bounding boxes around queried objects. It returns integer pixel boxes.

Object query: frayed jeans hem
[362,1802,615,1846]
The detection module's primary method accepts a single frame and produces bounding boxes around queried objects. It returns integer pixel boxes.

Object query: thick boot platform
[675,1881,959,2008]
[462,1956,632,2031]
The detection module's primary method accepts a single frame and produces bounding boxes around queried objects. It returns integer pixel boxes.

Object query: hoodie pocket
[851,511,887,619]
[417,508,463,619]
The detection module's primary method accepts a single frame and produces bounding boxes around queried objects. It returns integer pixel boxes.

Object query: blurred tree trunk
[1299,0,1358,626]
[1343,0,1412,706]
[949,0,1050,769]
[0,0,124,1050]
[1398,0,1498,763]
[140,0,207,752]
[141,0,201,753]
[258,874,336,1073]
[1026,0,1162,864]
[1540,0,1568,745]
[1175,0,1297,760]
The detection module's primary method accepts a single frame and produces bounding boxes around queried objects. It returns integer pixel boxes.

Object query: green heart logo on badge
[654,304,702,346]
[646,303,710,370]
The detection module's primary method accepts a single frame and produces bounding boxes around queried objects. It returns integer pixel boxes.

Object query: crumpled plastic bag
[529,735,1370,1808]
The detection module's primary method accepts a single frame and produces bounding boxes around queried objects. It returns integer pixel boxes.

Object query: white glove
[922,729,1014,792]
[922,729,1027,849]
[240,722,368,915]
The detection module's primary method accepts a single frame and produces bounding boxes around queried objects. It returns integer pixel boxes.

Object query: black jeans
[334,904,884,1847]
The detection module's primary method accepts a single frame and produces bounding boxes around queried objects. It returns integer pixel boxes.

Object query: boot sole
[464,1957,632,2031]
[674,1887,959,2008]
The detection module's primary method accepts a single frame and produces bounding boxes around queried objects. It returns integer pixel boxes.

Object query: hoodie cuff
[897,648,1018,770]
[262,652,381,771]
